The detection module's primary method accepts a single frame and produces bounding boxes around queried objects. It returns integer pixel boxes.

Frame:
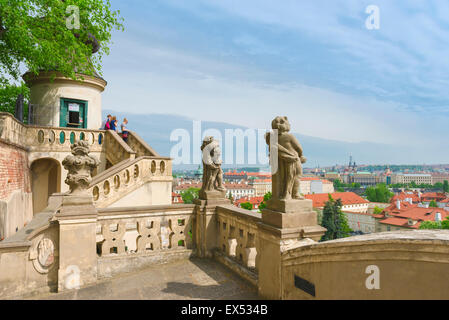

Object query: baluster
[101,222,126,255]
[136,219,160,253]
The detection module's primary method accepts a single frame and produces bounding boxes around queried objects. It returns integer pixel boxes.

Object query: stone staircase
[0,112,172,209]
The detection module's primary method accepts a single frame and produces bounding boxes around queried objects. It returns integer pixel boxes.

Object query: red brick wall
[0,140,31,200]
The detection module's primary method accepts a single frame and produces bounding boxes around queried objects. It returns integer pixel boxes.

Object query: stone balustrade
[0,112,106,152]
[28,126,106,153]
[215,206,261,284]
[88,156,172,208]
[95,204,195,277]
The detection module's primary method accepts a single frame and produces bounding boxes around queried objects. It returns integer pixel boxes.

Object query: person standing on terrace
[121,118,129,143]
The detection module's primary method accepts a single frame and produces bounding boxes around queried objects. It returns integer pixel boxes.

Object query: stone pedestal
[198,189,227,201]
[258,199,326,299]
[193,192,230,258]
[56,194,98,292]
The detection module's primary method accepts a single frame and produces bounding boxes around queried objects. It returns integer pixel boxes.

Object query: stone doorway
[30,158,61,214]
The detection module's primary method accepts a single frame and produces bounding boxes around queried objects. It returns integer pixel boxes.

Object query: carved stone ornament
[31,238,55,274]
[62,141,100,195]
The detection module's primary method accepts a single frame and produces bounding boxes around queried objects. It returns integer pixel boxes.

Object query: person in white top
[121,118,129,143]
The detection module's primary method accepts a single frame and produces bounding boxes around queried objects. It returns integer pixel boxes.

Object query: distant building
[352,172,378,186]
[249,179,272,197]
[324,172,341,182]
[391,173,432,185]
[225,183,255,200]
[305,192,369,213]
[375,200,449,232]
[299,177,334,195]
[172,192,184,204]
[345,211,377,234]
[431,173,449,185]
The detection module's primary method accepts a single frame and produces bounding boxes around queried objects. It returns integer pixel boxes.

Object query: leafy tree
[429,200,438,208]
[373,206,384,215]
[419,221,441,229]
[227,193,234,204]
[258,192,272,211]
[365,184,393,203]
[333,179,342,189]
[0,82,30,117]
[240,202,253,211]
[180,187,200,204]
[444,180,449,193]
[419,217,449,230]
[0,0,124,85]
[320,194,352,241]
[434,182,444,190]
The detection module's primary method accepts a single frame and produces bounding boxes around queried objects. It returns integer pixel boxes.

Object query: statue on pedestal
[62,141,100,195]
[265,116,306,201]
[199,136,226,199]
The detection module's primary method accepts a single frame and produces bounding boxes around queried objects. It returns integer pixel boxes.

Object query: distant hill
[103,110,427,168]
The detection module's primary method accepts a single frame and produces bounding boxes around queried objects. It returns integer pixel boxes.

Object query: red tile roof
[379,217,419,229]
[392,192,421,203]
[234,196,264,208]
[421,192,447,202]
[305,192,369,208]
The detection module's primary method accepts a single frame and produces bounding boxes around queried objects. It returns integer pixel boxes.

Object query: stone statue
[199,136,225,198]
[62,141,99,195]
[265,116,306,201]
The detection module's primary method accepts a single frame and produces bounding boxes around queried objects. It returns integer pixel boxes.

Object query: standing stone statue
[62,141,99,195]
[265,116,306,201]
[199,136,226,199]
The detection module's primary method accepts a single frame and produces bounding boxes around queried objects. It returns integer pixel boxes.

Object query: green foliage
[365,183,394,203]
[240,202,253,211]
[320,196,353,241]
[433,182,444,190]
[0,0,124,84]
[419,217,449,230]
[333,179,362,190]
[258,192,272,211]
[429,200,438,208]
[390,181,445,190]
[373,206,384,214]
[0,82,30,118]
[180,187,199,204]
[444,180,449,193]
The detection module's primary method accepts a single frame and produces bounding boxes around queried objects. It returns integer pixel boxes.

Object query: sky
[101,0,449,157]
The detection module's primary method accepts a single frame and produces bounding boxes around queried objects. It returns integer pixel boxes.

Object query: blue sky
[102,0,449,156]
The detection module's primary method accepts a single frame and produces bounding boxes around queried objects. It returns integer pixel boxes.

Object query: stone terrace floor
[27,258,259,300]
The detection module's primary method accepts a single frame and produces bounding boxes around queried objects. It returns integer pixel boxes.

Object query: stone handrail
[104,130,136,165]
[280,230,449,299]
[0,194,63,298]
[126,130,160,157]
[88,156,172,208]
[215,205,261,277]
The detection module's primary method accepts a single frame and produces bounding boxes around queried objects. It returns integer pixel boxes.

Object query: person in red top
[102,114,112,130]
